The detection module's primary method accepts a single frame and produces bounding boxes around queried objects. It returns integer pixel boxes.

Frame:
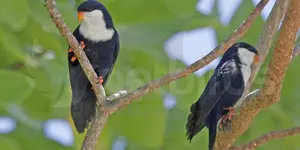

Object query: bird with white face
[186,42,259,150]
[68,0,120,133]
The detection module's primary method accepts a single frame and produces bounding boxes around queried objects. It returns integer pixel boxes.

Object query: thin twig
[231,126,300,150]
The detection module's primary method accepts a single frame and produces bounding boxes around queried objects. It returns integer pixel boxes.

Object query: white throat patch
[79,10,114,42]
[237,48,255,85]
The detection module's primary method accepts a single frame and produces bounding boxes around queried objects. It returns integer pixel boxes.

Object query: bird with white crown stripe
[186,42,259,150]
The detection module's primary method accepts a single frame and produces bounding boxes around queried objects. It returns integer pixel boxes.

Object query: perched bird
[68,0,119,133]
[186,42,259,150]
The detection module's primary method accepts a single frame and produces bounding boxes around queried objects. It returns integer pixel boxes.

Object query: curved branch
[231,126,300,150]
[112,0,271,111]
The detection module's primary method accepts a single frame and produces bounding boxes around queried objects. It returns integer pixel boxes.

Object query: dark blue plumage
[186,42,258,150]
[68,0,119,133]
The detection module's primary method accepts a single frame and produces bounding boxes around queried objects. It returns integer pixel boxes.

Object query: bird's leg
[223,107,235,120]
[91,76,104,90]
[70,41,86,62]
[71,56,77,62]
[79,41,86,49]
[218,107,235,129]
[98,76,104,84]
[218,115,229,129]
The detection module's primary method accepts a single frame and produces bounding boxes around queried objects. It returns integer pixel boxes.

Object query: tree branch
[215,0,300,149]
[260,0,300,102]
[244,0,291,96]
[44,0,107,106]
[231,126,300,150]
[45,0,270,149]
[111,0,270,111]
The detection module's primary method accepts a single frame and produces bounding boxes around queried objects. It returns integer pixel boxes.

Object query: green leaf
[119,14,212,50]
[20,60,67,120]
[0,28,26,62]
[18,19,66,65]
[0,0,29,31]
[0,136,22,150]
[215,1,264,44]
[106,94,167,148]
[162,109,195,150]
[0,70,34,104]
[39,59,68,101]
[8,117,72,150]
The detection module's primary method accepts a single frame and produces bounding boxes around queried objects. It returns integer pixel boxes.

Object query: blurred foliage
[0,0,299,150]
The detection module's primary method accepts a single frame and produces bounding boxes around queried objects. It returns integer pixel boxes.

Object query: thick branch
[244,0,291,95]
[215,0,300,149]
[260,0,300,102]
[231,126,300,150]
[45,0,107,105]
[81,110,109,150]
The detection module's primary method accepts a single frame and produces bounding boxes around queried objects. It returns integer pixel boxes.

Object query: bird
[186,42,259,150]
[68,0,120,133]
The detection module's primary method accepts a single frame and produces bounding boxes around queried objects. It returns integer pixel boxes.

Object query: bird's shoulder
[218,60,238,73]
[213,60,239,80]
[195,60,240,110]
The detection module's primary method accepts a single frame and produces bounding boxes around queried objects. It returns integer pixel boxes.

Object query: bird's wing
[68,26,91,103]
[94,31,120,85]
[191,60,240,126]
[104,31,119,84]
[68,27,98,133]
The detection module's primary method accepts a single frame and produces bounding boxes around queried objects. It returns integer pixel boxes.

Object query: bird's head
[77,0,114,28]
[77,0,115,42]
[222,42,259,67]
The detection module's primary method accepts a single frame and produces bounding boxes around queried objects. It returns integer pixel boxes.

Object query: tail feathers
[208,118,218,150]
[71,92,97,133]
[186,102,206,142]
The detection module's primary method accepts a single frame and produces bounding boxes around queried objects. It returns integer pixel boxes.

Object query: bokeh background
[1,0,300,149]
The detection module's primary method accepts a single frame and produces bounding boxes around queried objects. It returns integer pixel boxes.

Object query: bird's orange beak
[253,54,260,65]
[78,12,84,22]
